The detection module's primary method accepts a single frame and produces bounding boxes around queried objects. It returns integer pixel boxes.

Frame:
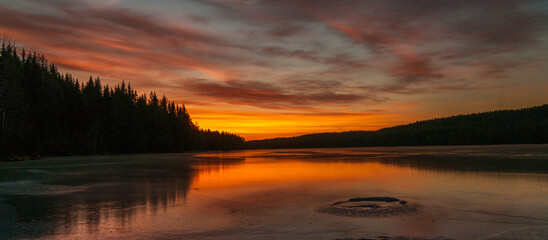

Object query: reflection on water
[0,145,547,239]
[245,144,548,173]
[0,154,245,239]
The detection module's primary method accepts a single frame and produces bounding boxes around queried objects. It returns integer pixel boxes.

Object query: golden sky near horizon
[1,0,547,140]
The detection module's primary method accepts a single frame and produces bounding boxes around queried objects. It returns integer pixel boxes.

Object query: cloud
[258,46,367,70]
[276,1,545,82]
[187,79,378,108]
[0,2,241,82]
[1,0,546,113]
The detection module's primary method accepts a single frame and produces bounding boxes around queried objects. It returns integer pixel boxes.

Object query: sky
[1,0,547,140]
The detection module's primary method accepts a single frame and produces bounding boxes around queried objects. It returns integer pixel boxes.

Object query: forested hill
[246,105,548,149]
[0,41,244,161]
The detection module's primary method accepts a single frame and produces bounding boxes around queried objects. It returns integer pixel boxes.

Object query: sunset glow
[1,0,547,140]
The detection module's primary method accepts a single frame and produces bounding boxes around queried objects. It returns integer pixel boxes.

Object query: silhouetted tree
[0,41,244,161]
[246,105,548,149]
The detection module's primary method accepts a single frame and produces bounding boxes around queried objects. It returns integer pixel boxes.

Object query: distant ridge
[246,105,548,149]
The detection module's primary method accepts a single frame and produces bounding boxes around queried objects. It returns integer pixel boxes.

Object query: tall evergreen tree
[0,41,244,161]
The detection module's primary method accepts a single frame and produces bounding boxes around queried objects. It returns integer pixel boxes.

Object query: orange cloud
[1,0,546,140]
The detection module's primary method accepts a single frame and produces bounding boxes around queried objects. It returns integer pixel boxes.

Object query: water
[1,145,548,239]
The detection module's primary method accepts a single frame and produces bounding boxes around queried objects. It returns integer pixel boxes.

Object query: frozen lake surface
[1,145,548,239]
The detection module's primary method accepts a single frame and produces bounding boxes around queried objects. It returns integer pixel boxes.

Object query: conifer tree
[0,40,244,160]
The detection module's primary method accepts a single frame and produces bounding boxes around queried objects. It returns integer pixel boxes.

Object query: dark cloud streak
[187,79,379,109]
[0,0,546,110]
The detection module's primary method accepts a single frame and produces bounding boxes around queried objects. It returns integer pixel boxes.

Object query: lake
[1,145,548,239]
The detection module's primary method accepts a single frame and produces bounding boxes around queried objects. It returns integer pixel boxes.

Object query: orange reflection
[192,151,419,191]
[10,148,548,240]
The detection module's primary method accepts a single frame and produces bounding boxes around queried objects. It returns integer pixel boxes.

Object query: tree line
[246,104,548,149]
[0,41,244,160]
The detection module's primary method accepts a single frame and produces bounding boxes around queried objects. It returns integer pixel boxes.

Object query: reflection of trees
[380,153,548,174]
[380,145,548,174]
[1,147,545,239]
[0,154,245,239]
[192,153,248,174]
[247,145,548,174]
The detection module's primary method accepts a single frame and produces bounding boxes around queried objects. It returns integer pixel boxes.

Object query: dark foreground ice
[1,145,548,239]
